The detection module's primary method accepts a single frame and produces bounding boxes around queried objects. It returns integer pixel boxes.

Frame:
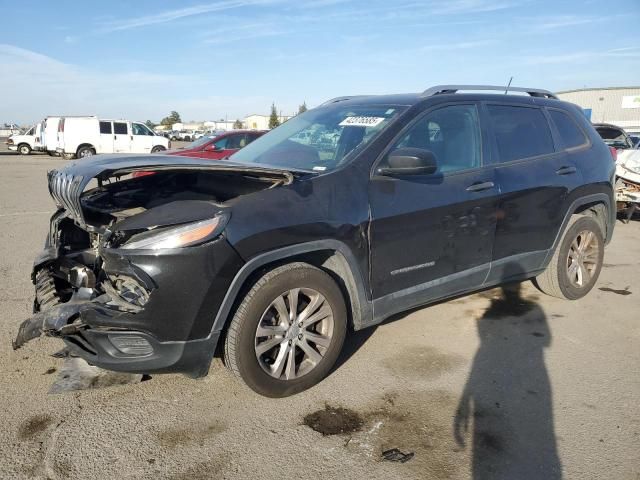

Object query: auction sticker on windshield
[339,116,385,127]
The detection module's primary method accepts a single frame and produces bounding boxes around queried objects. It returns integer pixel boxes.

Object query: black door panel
[369,171,497,298]
[368,103,498,303]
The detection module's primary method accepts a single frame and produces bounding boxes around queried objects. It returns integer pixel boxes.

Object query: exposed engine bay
[13,156,294,350]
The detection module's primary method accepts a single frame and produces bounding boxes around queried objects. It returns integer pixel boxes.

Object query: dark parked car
[14,85,615,397]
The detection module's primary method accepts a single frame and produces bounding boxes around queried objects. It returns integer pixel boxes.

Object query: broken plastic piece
[381,448,415,463]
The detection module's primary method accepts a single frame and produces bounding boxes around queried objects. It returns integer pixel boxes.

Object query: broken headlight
[121,216,227,250]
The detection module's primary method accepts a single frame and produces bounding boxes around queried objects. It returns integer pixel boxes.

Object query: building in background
[244,114,292,130]
[556,87,640,134]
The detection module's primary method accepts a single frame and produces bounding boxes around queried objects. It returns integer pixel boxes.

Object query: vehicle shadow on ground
[453,279,562,479]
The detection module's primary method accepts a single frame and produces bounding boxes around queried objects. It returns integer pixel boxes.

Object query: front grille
[48,171,85,223]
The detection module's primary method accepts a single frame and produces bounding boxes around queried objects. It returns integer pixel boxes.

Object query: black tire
[76,146,95,159]
[151,146,166,153]
[534,215,604,300]
[224,262,347,397]
[18,143,31,155]
[47,151,57,157]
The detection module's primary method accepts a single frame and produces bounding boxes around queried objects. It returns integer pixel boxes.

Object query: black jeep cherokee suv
[14,85,615,397]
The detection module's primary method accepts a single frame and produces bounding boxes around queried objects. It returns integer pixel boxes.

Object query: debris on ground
[381,448,415,463]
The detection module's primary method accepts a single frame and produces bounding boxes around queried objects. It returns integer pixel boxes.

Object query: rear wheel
[534,215,604,299]
[224,263,347,397]
[18,144,31,155]
[151,145,166,153]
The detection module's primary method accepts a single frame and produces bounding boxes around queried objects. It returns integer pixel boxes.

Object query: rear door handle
[556,166,577,175]
[466,181,495,192]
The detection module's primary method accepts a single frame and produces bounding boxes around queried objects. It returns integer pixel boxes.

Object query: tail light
[609,146,617,162]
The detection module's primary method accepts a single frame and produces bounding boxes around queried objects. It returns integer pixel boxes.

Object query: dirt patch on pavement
[304,390,464,478]
[303,405,365,436]
[167,456,228,480]
[18,414,54,440]
[380,345,465,381]
[157,421,227,448]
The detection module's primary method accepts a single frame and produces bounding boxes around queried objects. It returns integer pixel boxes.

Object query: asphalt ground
[0,144,638,479]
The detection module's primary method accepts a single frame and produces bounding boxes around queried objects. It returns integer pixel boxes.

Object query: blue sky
[1,0,639,124]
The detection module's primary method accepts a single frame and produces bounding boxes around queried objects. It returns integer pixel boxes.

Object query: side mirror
[377,148,437,176]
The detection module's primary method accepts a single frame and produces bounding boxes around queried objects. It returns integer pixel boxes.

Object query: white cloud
[0,44,268,124]
[97,0,277,32]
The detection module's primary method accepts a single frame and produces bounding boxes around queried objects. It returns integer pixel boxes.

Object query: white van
[41,116,61,156]
[6,123,43,154]
[57,117,170,158]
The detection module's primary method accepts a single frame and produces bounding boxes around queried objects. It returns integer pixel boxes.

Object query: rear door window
[226,134,246,149]
[487,105,554,162]
[99,121,112,134]
[548,110,587,149]
[113,122,128,135]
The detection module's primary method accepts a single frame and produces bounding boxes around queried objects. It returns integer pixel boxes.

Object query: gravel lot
[0,145,638,480]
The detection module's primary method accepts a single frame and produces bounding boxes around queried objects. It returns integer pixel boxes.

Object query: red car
[167,130,267,160]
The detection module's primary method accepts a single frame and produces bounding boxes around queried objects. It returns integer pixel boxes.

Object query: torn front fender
[12,300,101,350]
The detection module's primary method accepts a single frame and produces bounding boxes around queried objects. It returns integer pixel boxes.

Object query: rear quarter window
[548,110,587,149]
[487,105,554,162]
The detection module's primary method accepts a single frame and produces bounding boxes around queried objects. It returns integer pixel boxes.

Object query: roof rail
[421,85,558,99]
[319,95,366,106]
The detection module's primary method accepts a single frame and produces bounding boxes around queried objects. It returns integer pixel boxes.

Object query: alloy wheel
[566,230,600,287]
[254,288,334,381]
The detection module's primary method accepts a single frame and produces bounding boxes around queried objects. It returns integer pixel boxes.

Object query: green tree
[233,119,243,129]
[145,120,155,129]
[160,111,181,126]
[268,103,280,129]
[298,102,308,114]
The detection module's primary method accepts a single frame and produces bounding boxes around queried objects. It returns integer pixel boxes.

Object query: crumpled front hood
[47,154,296,227]
[54,153,295,182]
[616,150,640,184]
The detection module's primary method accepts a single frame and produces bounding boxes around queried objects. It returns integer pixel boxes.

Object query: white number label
[339,116,385,127]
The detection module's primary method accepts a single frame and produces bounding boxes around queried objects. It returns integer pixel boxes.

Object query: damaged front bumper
[616,150,640,210]
[14,236,243,378]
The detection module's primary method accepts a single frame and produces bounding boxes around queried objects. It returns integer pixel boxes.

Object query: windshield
[190,135,216,148]
[230,105,405,171]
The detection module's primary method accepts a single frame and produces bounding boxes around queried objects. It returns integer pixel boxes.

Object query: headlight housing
[121,216,227,250]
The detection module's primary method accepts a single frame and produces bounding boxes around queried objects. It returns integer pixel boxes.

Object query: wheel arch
[210,240,372,336]
[17,142,31,151]
[76,143,95,155]
[543,193,613,268]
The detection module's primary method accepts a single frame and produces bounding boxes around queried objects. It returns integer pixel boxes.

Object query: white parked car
[57,117,170,159]
[6,123,43,155]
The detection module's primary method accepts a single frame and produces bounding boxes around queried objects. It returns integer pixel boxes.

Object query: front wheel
[151,146,166,153]
[224,263,347,397]
[534,215,604,300]
[76,146,95,158]
[18,144,31,155]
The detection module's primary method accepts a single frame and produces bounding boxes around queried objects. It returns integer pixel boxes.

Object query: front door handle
[466,181,495,192]
[556,166,577,175]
